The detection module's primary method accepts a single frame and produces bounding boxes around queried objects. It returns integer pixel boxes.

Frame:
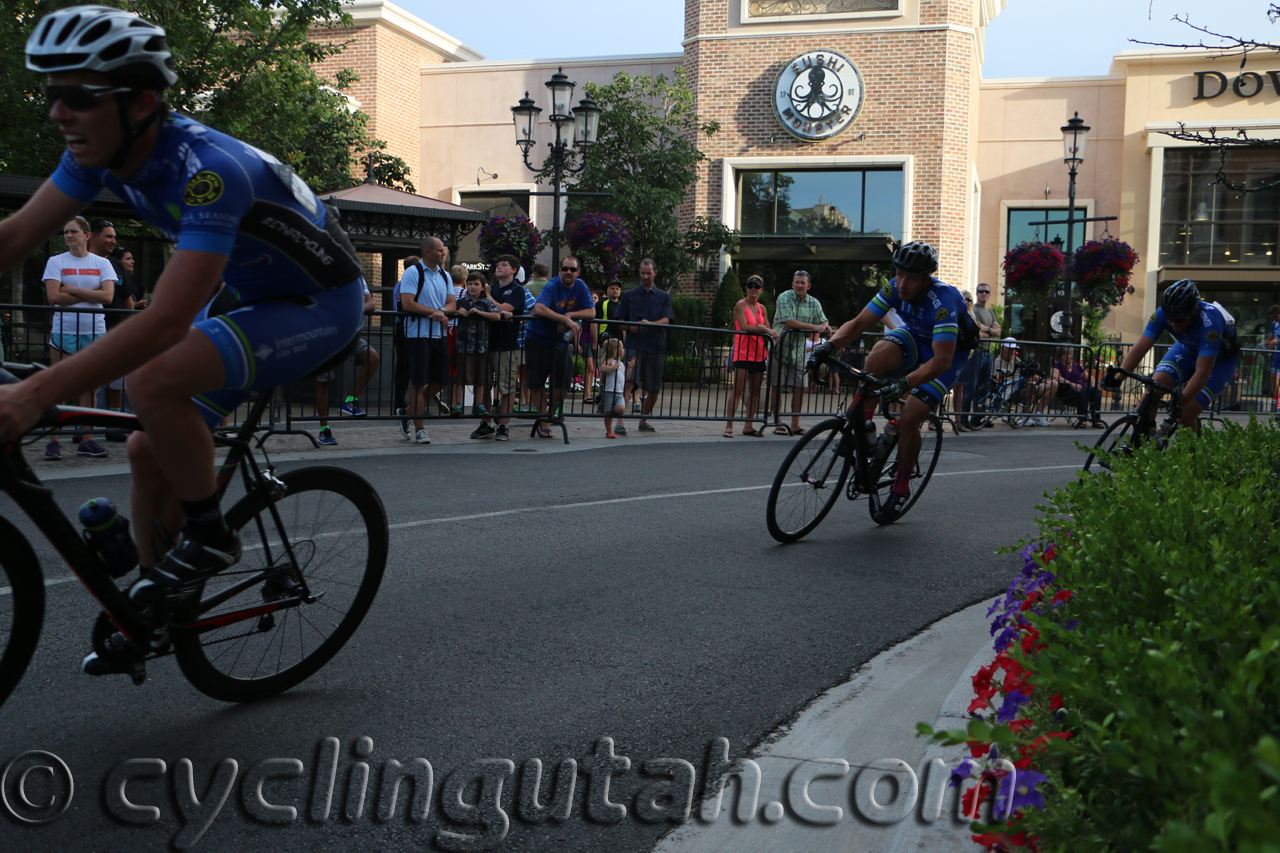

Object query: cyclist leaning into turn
[810,241,976,515]
[0,8,366,636]
[1107,279,1240,432]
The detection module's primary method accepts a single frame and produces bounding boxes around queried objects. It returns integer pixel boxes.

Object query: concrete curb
[653,598,997,853]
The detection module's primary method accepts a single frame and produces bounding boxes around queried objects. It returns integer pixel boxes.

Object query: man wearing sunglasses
[0,8,367,644]
[526,256,595,436]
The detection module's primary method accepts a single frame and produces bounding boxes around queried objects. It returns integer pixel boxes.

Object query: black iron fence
[1,302,1271,444]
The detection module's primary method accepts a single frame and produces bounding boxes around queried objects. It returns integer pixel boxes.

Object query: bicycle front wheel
[0,518,45,712]
[868,414,943,525]
[173,466,388,702]
[1082,415,1140,472]
[766,418,852,543]
[968,393,996,429]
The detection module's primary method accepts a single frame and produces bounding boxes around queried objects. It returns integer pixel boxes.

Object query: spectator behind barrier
[769,270,830,436]
[314,281,380,445]
[724,274,777,437]
[1052,346,1105,429]
[616,258,674,434]
[455,270,501,439]
[487,254,527,441]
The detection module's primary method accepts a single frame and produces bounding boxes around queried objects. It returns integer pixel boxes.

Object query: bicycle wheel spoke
[767,419,851,543]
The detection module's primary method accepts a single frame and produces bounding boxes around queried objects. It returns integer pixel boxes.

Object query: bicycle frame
[0,374,281,650]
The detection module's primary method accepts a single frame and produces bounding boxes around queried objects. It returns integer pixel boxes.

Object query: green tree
[552,69,723,285]
[709,267,743,330]
[0,0,411,193]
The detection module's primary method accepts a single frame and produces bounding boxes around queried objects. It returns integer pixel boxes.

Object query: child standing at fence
[599,337,633,439]
[455,271,502,439]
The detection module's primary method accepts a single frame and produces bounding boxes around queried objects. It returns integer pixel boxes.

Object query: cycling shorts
[883,328,970,405]
[1154,341,1239,408]
[1271,351,1280,376]
[192,280,366,427]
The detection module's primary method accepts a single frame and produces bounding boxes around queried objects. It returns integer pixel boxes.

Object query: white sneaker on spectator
[415,428,431,445]
[1032,413,1051,427]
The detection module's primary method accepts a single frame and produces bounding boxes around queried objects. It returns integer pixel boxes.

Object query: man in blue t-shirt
[0,8,365,627]
[1110,279,1239,431]
[526,255,594,436]
[810,242,973,518]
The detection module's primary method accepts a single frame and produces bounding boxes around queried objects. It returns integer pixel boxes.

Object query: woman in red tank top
[724,275,780,437]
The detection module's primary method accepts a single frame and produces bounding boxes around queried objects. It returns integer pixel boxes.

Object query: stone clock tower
[682,0,1006,297]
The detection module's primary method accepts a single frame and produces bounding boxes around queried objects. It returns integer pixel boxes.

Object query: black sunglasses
[44,83,131,112]
[746,282,763,288]
[560,266,578,272]
[977,289,990,294]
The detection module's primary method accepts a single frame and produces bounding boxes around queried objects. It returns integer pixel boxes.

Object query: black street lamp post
[1057,112,1090,340]
[511,67,603,272]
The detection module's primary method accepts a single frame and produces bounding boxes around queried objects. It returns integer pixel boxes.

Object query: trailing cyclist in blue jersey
[1110,279,1240,432]
[810,241,977,518]
[0,8,367,650]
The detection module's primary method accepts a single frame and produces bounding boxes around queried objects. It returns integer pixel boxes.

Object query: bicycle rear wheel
[0,518,45,712]
[968,393,996,429]
[173,466,388,702]
[868,414,943,525]
[1082,415,1141,472]
[766,418,852,543]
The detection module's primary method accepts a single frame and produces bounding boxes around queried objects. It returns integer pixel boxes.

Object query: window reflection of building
[1159,148,1280,268]
[748,0,899,16]
[1005,209,1086,251]
[737,168,902,238]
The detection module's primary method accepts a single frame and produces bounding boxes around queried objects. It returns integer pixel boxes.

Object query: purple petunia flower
[996,691,1030,723]
[949,756,977,788]
[995,768,1047,813]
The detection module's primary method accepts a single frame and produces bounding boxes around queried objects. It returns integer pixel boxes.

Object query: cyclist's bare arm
[1118,334,1155,374]
[0,181,88,269]
[0,249,228,440]
[827,307,880,349]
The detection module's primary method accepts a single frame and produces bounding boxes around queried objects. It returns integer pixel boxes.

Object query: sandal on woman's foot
[722,429,735,438]
[1092,420,1107,429]
[773,425,792,436]
[742,427,760,437]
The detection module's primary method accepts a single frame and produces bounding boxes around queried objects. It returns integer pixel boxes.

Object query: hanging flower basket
[478,215,545,269]
[566,212,632,281]
[1069,237,1139,309]
[1002,241,1064,304]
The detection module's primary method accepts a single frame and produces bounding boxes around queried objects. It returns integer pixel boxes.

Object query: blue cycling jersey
[51,113,363,299]
[866,277,968,347]
[1142,301,1232,359]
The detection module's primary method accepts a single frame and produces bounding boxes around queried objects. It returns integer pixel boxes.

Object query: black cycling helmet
[892,241,939,276]
[1161,279,1201,321]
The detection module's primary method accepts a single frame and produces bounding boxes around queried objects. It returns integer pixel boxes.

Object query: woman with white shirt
[43,216,116,460]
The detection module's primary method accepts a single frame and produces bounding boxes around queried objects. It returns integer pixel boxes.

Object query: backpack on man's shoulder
[396,261,427,327]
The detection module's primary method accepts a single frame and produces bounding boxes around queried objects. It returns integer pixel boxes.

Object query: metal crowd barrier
[2,302,1273,446]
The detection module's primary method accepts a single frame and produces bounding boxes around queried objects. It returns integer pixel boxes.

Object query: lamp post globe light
[510,67,602,271]
[1056,112,1090,340]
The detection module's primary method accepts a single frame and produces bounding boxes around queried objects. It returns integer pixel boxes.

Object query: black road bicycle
[766,356,943,542]
[0,362,389,711]
[1082,367,1188,472]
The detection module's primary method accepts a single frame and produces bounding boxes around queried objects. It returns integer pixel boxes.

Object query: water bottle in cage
[79,497,139,579]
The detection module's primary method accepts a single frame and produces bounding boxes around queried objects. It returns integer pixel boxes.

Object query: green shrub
[970,421,1280,851]
[710,268,743,329]
[661,355,702,383]
[672,295,706,329]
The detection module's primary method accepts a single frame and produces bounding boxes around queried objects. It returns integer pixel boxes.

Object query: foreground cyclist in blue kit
[0,8,365,632]
[810,242,976,517]
[1108,279,1240,433]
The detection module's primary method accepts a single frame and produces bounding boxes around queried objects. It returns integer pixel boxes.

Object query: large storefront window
[1160,148,1280,267]
[1006,208,1087,251]
[738,169,903,239]
[747,0,899,16]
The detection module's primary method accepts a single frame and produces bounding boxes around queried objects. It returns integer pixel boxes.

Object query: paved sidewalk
[653,599,995,853]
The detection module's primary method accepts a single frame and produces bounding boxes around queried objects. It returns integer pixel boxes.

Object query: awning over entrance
[321,180,484,254]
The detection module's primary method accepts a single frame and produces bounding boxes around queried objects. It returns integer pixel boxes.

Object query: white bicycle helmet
[26,5,176,90]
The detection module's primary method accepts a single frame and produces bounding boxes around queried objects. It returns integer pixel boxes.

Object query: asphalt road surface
[0,428,1087,852]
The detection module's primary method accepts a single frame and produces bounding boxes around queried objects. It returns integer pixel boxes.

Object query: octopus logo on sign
[772,50,864,141]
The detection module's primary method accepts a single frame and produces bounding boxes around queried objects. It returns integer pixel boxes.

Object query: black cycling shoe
[82,632,143,676]
[128,534,242,606]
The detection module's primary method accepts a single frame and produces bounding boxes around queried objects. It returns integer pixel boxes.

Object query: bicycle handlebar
[1103,365,1169,393]
[810,354,892,393]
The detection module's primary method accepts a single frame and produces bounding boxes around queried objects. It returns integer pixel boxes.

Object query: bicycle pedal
[82,632,144,677]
